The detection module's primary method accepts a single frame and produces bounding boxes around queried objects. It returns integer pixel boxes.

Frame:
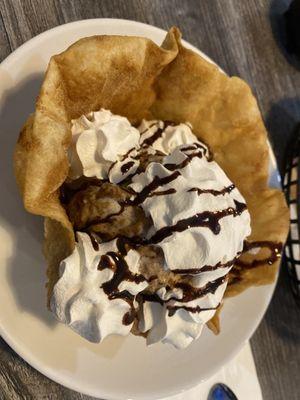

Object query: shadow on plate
[0,70,56,328]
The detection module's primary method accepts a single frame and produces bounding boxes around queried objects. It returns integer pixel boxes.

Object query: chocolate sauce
[97,238,148,325]
[140,121,174,148]
[131,171,181,205]
[235,240,283,269]
[188,184,235,197]
[167,303,220,317]
[117,167,143,185]
[148,188,177,197]
[109,290,135,318]
[122,310,136,325]
[121,161,135,174]
[140,292,164,305]
[228,240,283,286]
[164,151,204,171]
[138,277,226,312]
[84,203,127,230]
[121,146,136,161]
[173,256,238,275]
[98,238,146,288]
[108,123,159,175]
[89,233,100,251]
[234,200,247,215]
[149,200,247,243]
[84,152,236,232]
[138,122,158,136]
[180,142,207,152]
[108,160,117,174]
[173,276,226,303]
[103,252,146,293]
[98,254,114,270]
[109,158,136,176]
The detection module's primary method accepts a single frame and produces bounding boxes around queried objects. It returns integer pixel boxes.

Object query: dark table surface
[0,1,300,399]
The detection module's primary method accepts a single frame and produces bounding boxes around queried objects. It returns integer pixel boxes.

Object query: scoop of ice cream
[66,182,150,241]
[68,109,140,180]
[51,232,149,342]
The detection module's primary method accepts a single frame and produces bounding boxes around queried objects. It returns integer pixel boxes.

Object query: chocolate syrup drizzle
[237,240,283,268]
[227,240,283,286]
[167,303,220,317]
[148,200,247,243]
[90,233,100,251]
[140,121,174,148]
[130,171,181,205]
[136,277,226,317]
[188,184,235,197]
[121,161,135,174]
[173,256,239,275]
[85,203,128,229]
[107,121,171,179]
[97,237,147,325]
[180,142,208,153]
[164,150,206,171]
[148,188,177,197]
[172,276,227,303]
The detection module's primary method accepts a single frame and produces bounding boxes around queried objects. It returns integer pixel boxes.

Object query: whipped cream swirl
[51,232,148,342]
[139,281,227,349]
[68,109,140,180]
[69,110,203,183]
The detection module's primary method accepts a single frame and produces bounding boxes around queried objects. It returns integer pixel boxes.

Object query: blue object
[208,383,238,400]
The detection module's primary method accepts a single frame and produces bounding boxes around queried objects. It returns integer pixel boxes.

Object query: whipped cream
[138,119,202,154]
[130,144,250,271]
[128,143,250,348]
[139,281,227,349]
[68,111,203,184]
[51,232,148,342]
[109,120,206,184]
[58,111,251,349]
[68,109,140,180]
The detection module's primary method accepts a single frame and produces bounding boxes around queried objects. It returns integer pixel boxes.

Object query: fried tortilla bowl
[14,27,289,330]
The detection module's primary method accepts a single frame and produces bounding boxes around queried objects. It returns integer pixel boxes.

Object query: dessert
[51,111,251,348]
[14,27,289,349]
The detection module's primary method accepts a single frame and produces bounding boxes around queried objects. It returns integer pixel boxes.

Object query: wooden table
[0,1,299,399]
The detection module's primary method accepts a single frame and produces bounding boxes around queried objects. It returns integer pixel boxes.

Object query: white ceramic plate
[0,19,280,400]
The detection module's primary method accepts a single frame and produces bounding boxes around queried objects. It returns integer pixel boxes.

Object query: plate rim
[0,18,280,400]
